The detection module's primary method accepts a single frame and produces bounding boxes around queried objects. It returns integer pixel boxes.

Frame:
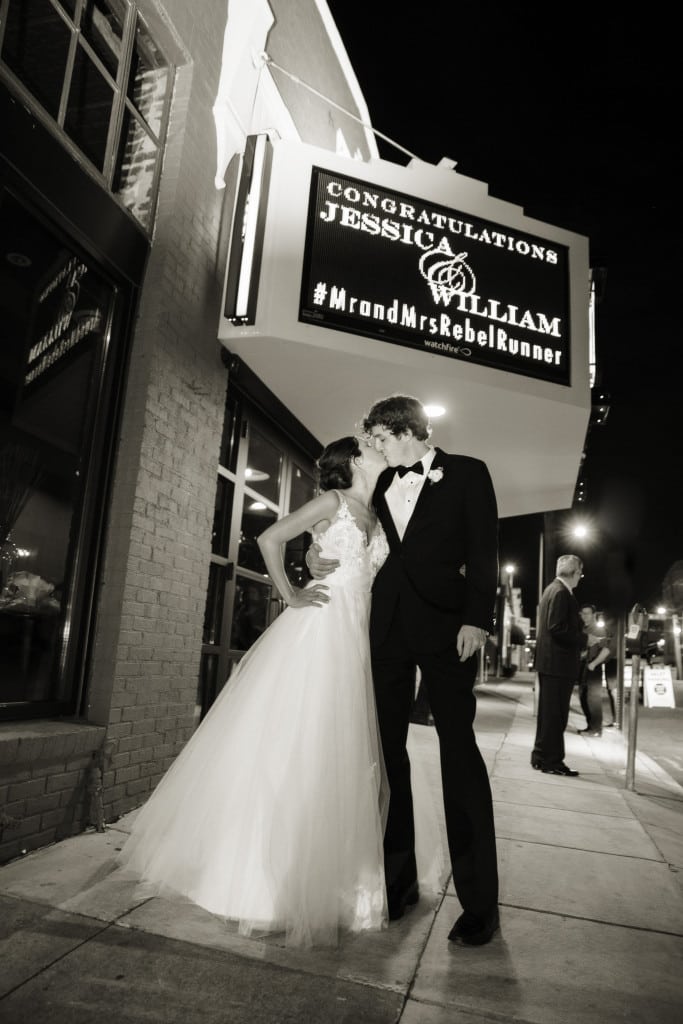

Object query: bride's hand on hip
[287,584,330,609]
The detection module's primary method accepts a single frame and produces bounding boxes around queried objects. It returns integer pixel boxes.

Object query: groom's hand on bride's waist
[306,542,340,579]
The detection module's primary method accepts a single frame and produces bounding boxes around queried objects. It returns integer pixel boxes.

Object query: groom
[309,395,500,946]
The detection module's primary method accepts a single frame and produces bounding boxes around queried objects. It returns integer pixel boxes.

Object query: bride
[117,436,392,948]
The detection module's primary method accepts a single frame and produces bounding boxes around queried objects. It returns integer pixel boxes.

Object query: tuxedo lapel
[374,470,402,550]
[401,448,447,543]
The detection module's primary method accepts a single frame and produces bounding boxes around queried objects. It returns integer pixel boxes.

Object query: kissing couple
[118,394,500,949]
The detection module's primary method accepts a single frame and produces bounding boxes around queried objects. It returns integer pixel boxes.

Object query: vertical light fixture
[224,133,272,325]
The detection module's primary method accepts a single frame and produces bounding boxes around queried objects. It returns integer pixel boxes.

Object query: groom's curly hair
[316,436,361,492]
[361,395,431,440]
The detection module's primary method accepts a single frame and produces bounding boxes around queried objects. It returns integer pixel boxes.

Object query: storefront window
[113,106,159,227]
[211,476,234,558]
[0,0,173,233]
[0,188,122,717]
[128,11,169,137]
[230,576,272,651]
[65,44,115,171]
[0,0,72,120]
[237,493,277,574]
[285,464,316,587]
[80,0,126,78]
[198,389,320,721]
[245,426,282,505]
[203,563,226,646]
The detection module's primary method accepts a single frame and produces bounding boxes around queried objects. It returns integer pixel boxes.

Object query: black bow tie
[396,461,424,478]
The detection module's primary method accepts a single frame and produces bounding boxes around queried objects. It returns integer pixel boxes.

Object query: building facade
[0,0,373,863]
[0,0,590,863]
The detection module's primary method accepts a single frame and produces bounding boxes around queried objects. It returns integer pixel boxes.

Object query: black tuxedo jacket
[534,577,585,679]
[370,448,498,652]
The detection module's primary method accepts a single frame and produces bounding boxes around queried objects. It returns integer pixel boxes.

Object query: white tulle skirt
[117,581,390,948]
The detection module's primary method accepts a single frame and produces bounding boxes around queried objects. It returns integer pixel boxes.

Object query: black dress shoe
[578,728,601,736]
[542,763,579,777]
[531,758,543,770]
[388,880,419,921]
[448,908,500,946]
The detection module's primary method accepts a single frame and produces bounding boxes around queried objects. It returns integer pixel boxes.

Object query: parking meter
[625,604,649,656]
[625,604,648,792]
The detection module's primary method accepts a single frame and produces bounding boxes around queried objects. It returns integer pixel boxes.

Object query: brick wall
[83,1,229,826]
[0,0,341,864]
[0,723,105,863]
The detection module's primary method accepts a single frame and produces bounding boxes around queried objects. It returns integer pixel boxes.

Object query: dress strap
[331,489,349,516]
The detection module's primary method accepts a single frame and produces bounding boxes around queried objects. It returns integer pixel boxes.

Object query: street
[633,705,683,791]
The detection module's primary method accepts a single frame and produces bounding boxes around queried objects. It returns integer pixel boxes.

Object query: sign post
[625,605,649,791]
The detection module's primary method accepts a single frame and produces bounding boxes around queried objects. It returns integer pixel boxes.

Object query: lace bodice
[312,493,389,592]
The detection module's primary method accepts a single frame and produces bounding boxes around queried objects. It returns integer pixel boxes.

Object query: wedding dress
[117,493,393,947]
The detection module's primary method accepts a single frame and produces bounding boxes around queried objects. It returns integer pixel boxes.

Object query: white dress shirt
[384,448,436,541]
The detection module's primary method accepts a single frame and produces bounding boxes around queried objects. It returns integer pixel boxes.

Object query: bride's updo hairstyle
[316,436,361,492]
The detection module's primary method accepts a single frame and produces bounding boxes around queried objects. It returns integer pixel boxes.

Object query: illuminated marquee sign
[299,168,571,385]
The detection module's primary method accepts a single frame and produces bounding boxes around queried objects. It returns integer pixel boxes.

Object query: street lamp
[504,563,516,591]
[541,514,593,601]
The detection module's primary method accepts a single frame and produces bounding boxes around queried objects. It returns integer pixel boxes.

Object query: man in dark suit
[531,555,587,776]
[308,395,500,946]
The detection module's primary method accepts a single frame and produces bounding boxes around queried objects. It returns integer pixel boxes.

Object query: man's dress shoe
[448,908,500,946]
[388,880,419,921]
[578,728,602,736]
[531,758,543,770]
[542,763,579,777]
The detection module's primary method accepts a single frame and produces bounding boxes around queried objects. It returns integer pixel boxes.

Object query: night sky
[327,2,681,621]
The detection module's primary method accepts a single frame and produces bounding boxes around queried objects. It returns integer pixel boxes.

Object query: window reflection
[237,494,276,574]
[80,0,125,77]
[219,392,240,473]
[245,426,281,504]
[128,13,170,137]
[0,0,173,234]
[285,465,317,587]
[0,192,113,708]
[1,0,72,120]
[200,404,320,717]
[230,575,272,651]
[211,476,234,558]
[65,46,115,171]
[113,107,159,228]
[202,562,225,645]
[196,651,219,724]
[290,463,317,511]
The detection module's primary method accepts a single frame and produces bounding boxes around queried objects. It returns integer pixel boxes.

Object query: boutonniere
[427,468,444,484]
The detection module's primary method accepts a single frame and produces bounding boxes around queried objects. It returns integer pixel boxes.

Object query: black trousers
[371,610,498,918]
[579,668,604,732]
[533,673,576,766]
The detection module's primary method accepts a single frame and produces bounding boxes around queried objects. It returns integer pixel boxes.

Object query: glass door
[198,390,317,721]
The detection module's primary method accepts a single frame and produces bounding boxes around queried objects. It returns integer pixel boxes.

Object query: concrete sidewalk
[1,672,682,1023]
